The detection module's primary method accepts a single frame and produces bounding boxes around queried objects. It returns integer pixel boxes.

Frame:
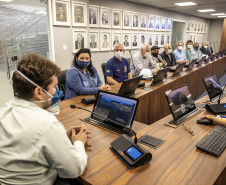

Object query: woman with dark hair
[65,48,110,100]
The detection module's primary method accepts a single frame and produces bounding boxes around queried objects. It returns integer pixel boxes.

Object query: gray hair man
[160,44,176,67]
[200,41,214,56]
[173,41,188,64]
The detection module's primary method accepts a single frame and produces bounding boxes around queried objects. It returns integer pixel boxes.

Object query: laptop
[118,75,143,96]
[196,56,206,67]
[203,74,224,102]
[186,59,197,71]
[165,85,202,126]
[84,91,139,136]
[171,62,186,77]
[150,67,170,86]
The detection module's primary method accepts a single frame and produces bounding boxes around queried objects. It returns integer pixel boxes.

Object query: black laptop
[150,67,170,86]
[165,85,202,125]
[196,56,206,67]
[186,59,197,71]
[84,91,139,136]
[171,62,186,77]
[118,75,143,96]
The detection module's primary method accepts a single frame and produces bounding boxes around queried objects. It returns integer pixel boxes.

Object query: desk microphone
[70,105,138,143]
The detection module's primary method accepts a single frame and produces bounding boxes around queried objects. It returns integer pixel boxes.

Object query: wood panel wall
[220,18,226,50]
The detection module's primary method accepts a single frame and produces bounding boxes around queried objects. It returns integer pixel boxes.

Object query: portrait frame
[200,23,204,33]
[52,0,71,26]
[71,1,87,27]
[140,32,147,45]
[100,6,111,28]
[148,33,154,47]
[111,31,122,50]
[89,5,99,27]
[204,23,207,34]
[112,9,122,29]
[167,18,172,31]
[194,22,198,33]
[155,16,161,31]
[131,32,140,49]
[190,22,194,32]
[148,15,155,31]
[161,17,167,31]
[100,31,111,51]
[123,31,131,49]
[166,34,171,44]
[72,29,87,53]
[123,10,132,30]
[197,22,201,33]
[140,13,148,31]
[154,33,160,46]
[89,30,99,52]
[160,34,165,47]
[186,21,190,33]
[132,12,140,30]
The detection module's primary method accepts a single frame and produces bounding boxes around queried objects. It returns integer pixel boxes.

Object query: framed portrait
[148,15,155,31]
[100,6,111,28]
[140,32,147,45]
[112,9,122,29]
[186,22,190,33]
[190,22,194,32]
[194,34,197,42]
[89,30,99,52]
[112,31,122,50]
[123,10,132,29]
[123,32,131,49]
[140,13,148,30]
[194,22,198,33]
[89,5,99,27]
[160,34,165,47]
[52,0,70,26]
[204,23,207,33]
[155,16,161,31]
[200,23,204,33]
[154,34,160,46]
[131,32,139,49]
[100,31,111,51]
[167,18,172,31]
[72,29,87,53]
[161,17,166,31]
[72,1,87,27]
[132,12,140,30]
[148,33,154,46]
[166,34,171,44]
[197,23,201,33]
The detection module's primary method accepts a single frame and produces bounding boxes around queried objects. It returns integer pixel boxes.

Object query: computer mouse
[196,119,213,125]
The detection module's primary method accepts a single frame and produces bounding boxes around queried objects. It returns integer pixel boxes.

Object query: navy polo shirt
[105,56,131,83]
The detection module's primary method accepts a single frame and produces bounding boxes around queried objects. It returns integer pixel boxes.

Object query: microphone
[70,105,138,143]
[218,85,226,104]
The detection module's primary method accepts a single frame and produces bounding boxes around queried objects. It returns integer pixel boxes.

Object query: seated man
[200,41,214,56]
[160,44,177,67]
[0,53,91,184]
[130,43,159,77]
[150,45,166,68]
[105,43,132,84]
[191,42,203,60]
[173,41,188,64]
[185,40,193,62]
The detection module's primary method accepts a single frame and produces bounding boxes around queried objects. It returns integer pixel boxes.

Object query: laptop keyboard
[196,125,226,156]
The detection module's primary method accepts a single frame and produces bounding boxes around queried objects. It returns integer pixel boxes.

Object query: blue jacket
[65,65,103,100]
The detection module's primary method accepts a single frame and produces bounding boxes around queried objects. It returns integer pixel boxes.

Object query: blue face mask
[51,88,63,105]
[76,59,90,69]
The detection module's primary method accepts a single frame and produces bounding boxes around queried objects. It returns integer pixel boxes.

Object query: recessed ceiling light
[218,15,226,17]
[211,13,225,16]
[0,0,13,2]
[198,9,215,12]
[175,2,197,6]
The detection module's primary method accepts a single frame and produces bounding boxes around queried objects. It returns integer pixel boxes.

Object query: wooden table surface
[56,94,226,185]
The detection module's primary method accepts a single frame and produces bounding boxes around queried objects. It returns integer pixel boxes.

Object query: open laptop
[196,56,206,67]
[150,67,170,86]
[118,75,143,96]
[171,62,186,77]
[203,74,225,102]
[165,85,202,126]
[84,91,139,136]
[185,59,197,71]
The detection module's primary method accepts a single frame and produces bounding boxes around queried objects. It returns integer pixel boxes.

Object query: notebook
[186,59,197,71]
[84,91,139,136]
[150,67,170,86]
[171,62,186,77]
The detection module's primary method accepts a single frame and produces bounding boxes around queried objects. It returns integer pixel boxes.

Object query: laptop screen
[165,85,196,121]
[91,91,139,128]
[203,74,222,100]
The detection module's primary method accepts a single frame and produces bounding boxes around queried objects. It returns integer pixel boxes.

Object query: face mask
[153,52,158,57]
[76,59,90,69]
[204,45,208,49]
[194,47,199,50]
[167,49,172,54]
[177,46,183,51]
[187,45,193,49]
[15,70,63,106]
[144,52,149,58]
[114,51,123,59]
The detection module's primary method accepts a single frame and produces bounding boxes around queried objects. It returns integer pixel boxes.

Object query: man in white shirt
[130,43,159,77]
[0,53,91,185]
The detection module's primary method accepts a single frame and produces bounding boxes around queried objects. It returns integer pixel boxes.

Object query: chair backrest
[57,69,68,101]
[101,63,107,83]
[125,58,131,66]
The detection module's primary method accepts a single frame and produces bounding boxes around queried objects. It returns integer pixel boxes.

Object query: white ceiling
[126,0,226,19]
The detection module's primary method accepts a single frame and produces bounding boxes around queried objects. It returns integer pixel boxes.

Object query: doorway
[171,20,186,49]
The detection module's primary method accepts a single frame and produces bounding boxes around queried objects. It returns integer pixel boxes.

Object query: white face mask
[177,46,183,51]
[167,49,172,54]
[187,45,193,49]
[114,51,123,59]
[144,52,149,58]
[204,45,208,49]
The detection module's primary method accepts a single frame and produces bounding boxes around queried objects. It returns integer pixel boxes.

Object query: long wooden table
[57,94,226,185]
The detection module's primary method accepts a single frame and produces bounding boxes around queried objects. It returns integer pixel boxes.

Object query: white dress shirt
[0,98,87,185]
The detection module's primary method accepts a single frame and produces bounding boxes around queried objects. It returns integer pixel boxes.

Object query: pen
[183,124,194,136]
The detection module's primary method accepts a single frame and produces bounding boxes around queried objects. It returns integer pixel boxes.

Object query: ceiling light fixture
[218,15,226,18]
[198,9,215,12]
[175,2,197,6]
[0,0,13,2]
[211,13,225,16]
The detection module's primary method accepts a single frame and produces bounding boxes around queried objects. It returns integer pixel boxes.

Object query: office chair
[101,63,107,83]
[126,58,131,66]
[57,69,68,101]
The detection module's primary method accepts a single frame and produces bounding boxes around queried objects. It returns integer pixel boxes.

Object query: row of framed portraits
[186,22,207,33]
[73,29,171,53]
[52,0,172,31]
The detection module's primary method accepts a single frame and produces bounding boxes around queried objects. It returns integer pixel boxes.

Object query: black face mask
[194,47,199,50]
[153,52,158,57]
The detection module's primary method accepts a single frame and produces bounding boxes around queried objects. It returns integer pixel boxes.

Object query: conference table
[57,93,226,185]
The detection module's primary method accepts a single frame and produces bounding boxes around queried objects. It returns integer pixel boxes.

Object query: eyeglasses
[183,124,194,136]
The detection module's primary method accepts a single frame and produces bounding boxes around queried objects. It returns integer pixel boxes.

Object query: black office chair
[126,58,131,66]
[101,63,107,83]
[57,69,68,101]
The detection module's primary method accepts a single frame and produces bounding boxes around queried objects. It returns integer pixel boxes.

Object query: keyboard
[170,109,203,126]
[196,125,226,156]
